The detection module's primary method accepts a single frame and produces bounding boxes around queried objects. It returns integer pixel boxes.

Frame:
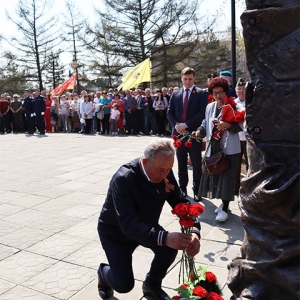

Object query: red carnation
[172,203,189,216]
[184,140,192,148]
[174,141,182,148]
[179,216,194,227]
[172,135,179,141]
[193,286,207,298]
[189,273,196,281]
[194,203,205,214]
[188,203,204,217]
[205,271,217,283]
[208,291,224,300]
[180,283,188,289]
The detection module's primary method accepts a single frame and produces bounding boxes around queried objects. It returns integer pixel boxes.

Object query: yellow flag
[118,58,151,90]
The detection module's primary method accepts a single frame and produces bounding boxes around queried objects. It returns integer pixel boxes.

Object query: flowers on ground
[172,132,202,148]
[171,266,224,300]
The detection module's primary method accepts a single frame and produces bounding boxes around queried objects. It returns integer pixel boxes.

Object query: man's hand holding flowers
[185,233,200,257]
[175,122,188,134]
[166,232,192,251]
[166,232,200,256]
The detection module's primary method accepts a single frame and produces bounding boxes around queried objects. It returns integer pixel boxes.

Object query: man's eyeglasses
[212,91,226,97]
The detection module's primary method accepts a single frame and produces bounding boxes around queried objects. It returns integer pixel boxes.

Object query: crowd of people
[0,87,180,136]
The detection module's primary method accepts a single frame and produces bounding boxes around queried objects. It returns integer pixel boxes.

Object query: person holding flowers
[97,138,201,300]
[196,77,242,222]
[167,67,208,201]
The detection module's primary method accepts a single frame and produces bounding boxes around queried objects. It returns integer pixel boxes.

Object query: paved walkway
[0,133,244,300]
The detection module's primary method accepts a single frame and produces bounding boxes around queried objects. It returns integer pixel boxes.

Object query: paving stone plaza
[0,133,244,299]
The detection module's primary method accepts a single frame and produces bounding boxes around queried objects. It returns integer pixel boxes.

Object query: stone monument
[227,1,300,299]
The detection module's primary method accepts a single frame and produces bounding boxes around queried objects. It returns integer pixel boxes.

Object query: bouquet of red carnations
[171,203,205,282]
[171,203,223,300]
[172,132,202,148]
[171,265,224,300]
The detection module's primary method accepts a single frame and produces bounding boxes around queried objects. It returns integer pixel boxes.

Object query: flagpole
[149,58,152,92]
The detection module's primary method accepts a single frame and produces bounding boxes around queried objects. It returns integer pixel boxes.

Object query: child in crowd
[109,103,120,135]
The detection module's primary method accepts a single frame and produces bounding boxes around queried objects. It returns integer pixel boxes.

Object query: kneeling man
[97,138,201,299]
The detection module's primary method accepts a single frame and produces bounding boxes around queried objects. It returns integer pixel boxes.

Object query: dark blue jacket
[23,96,34,117]
[167,86,208,134]
[98,158,201,247]
[34,95,46,115]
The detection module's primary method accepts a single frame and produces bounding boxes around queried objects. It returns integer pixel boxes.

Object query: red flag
[50,74,77,96]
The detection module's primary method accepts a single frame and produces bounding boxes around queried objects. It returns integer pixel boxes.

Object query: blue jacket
[23,96,34,117]
[34,95,46,114]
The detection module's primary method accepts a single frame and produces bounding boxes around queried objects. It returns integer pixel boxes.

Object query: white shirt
[235,98,246,141]
[80,101,93,119]
[70,100,78,111]
[77,97,84,114]
[59,99,69,115]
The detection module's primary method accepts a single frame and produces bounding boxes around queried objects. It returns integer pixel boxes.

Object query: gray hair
[144,138,175,162]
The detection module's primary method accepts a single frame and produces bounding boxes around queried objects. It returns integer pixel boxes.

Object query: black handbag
[202,137,230,175]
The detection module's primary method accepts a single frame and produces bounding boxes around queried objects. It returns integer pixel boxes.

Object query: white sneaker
[215,210,228,222]
[214,204,223,214]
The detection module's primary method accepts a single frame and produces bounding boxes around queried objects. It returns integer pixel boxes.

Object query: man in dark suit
[167,67,208,201]
[23,89,35,134]
[34,89,46,135]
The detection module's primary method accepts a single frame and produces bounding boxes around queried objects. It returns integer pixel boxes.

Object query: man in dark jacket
[123,89,137,135]
[23,89,35,134]
[97,138,201,300]
[167,67,208,201]
[33,89,46,135]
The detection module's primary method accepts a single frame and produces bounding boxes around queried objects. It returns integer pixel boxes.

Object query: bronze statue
[227,1,300,299]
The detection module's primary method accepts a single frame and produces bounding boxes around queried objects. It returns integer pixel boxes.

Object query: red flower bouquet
[171,203,205,282]
[212,96,245,141]
[171,266,224,300]
[172,132,202,148]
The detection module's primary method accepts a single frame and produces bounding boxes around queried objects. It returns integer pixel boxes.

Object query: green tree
[194,30,232,87]
[2,0,61,90]
[44,52,65,90]
[82,19,124,89]
[84,0,202,88]
[0,52,29,95]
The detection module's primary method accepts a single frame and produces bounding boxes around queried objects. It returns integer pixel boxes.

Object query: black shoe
[98,264,113,299]
[194,194,202,202]
[180,192,187,199]
[142,282,170,300]
[180,189,187,199]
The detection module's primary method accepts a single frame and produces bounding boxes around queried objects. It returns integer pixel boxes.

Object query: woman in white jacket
[196,77,242,222]
[80,94,93,134]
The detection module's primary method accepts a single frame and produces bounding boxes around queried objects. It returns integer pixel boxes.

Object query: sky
[0,0,246,73]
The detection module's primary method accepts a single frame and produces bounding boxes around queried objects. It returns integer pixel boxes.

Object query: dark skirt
[198,140,239,202]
